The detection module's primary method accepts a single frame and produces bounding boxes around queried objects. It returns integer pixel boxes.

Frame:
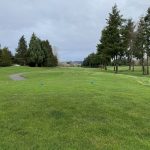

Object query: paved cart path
[10,73,25,81]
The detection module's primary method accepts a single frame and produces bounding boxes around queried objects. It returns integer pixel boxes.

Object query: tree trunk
[104,65,107,71]
[129,56,132,71]
[132,61,135,72]
[114,57,116,72]
[128,56,131,71]
[142,57,145,75]
[116,64,118,73]
[115,55,118,73]
[129,64,131,71]
[114,66,116,71]
[147,55,149,75]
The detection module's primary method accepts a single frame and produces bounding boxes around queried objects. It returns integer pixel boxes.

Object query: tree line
[0,33,58,67]
[82,5,150,75]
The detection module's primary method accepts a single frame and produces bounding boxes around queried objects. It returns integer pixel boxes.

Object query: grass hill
[0,66,149,150]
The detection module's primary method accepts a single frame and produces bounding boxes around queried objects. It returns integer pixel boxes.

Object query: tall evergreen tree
[102,4,124,73]
[82,53,100,68]
[97,28,111,70]
[144,8,150,75]
[134,18,146,75]
[27,33,45,67]
[122,19,135,71]
[40,40,58,67]
[15,35,27,65]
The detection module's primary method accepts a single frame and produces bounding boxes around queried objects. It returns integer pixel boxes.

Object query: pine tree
[15,35,27,65]
[122,19,135,71]
[103,4,124,73]
[41,40,58,67]
[82,53,100,68]
[97,28,111,70]
[134,18,146,75]
[27,33,45,67]
[144,8,150,75]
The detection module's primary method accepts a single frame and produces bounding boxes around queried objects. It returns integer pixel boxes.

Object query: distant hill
[59,61,83,67]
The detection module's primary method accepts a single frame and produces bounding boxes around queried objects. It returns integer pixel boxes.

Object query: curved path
[10,73,25,81]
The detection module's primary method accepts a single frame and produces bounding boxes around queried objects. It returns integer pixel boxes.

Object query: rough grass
[0,66,150,150]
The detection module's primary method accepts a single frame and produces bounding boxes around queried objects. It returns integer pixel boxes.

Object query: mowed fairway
[0,67,150,150]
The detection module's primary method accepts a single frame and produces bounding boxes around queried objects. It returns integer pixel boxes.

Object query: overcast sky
[0,0,149,61]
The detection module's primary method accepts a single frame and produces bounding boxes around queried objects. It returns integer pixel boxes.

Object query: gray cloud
[0,0,149,61]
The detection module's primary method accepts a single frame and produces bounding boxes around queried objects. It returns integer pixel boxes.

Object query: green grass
[0,66,150,150]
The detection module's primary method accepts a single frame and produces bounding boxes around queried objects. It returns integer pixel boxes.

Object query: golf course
[0,66,150,150]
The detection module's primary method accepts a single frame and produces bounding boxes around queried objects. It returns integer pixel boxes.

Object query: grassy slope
[0,66,150,150]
